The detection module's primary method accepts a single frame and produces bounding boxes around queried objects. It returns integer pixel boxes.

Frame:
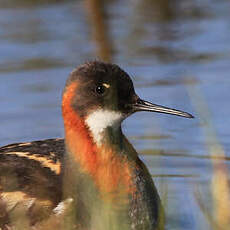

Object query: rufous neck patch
[62,82,98,175]
[62,82,135,200]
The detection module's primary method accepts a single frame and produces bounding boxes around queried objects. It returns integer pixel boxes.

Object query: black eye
[95,85,106,95]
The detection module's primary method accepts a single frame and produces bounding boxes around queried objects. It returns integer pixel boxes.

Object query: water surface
[1,0,230,229]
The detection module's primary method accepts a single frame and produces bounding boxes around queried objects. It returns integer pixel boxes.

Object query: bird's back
[0,138,64,227]
[0,139,164,230]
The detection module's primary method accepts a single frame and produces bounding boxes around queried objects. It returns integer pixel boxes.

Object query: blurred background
[0,0,230,229]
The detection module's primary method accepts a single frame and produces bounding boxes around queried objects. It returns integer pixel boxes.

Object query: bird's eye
[95,85,106,95]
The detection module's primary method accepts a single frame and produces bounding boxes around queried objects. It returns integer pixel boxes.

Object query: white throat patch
[85,109,123,146]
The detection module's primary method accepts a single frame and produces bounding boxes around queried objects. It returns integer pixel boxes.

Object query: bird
[0,61,193,230]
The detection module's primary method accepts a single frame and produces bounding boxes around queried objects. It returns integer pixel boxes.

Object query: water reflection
[85,0,113,62]
[0,0,71,8]
[0,0,230,229]
[123,0,221,66]
[152,174,199,178]
[142,149,230,161]
[0,58,67,73]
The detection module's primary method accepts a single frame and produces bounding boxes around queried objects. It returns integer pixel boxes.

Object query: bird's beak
[133,98,194,118]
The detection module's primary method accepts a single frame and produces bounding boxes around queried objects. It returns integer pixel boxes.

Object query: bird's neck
[63,117,136,197]
[62,84,137,198]
[61,85,163,229]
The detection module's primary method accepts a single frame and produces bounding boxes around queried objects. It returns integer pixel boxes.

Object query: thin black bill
[133,99,194,118]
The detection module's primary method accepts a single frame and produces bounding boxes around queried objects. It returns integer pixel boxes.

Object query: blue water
[1,0,230,229]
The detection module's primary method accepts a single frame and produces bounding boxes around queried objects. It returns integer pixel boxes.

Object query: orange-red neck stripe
[62,82,98,176]
[62,82,135,198]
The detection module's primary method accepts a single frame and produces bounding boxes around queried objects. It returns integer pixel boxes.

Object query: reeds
[188,82,230,230]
